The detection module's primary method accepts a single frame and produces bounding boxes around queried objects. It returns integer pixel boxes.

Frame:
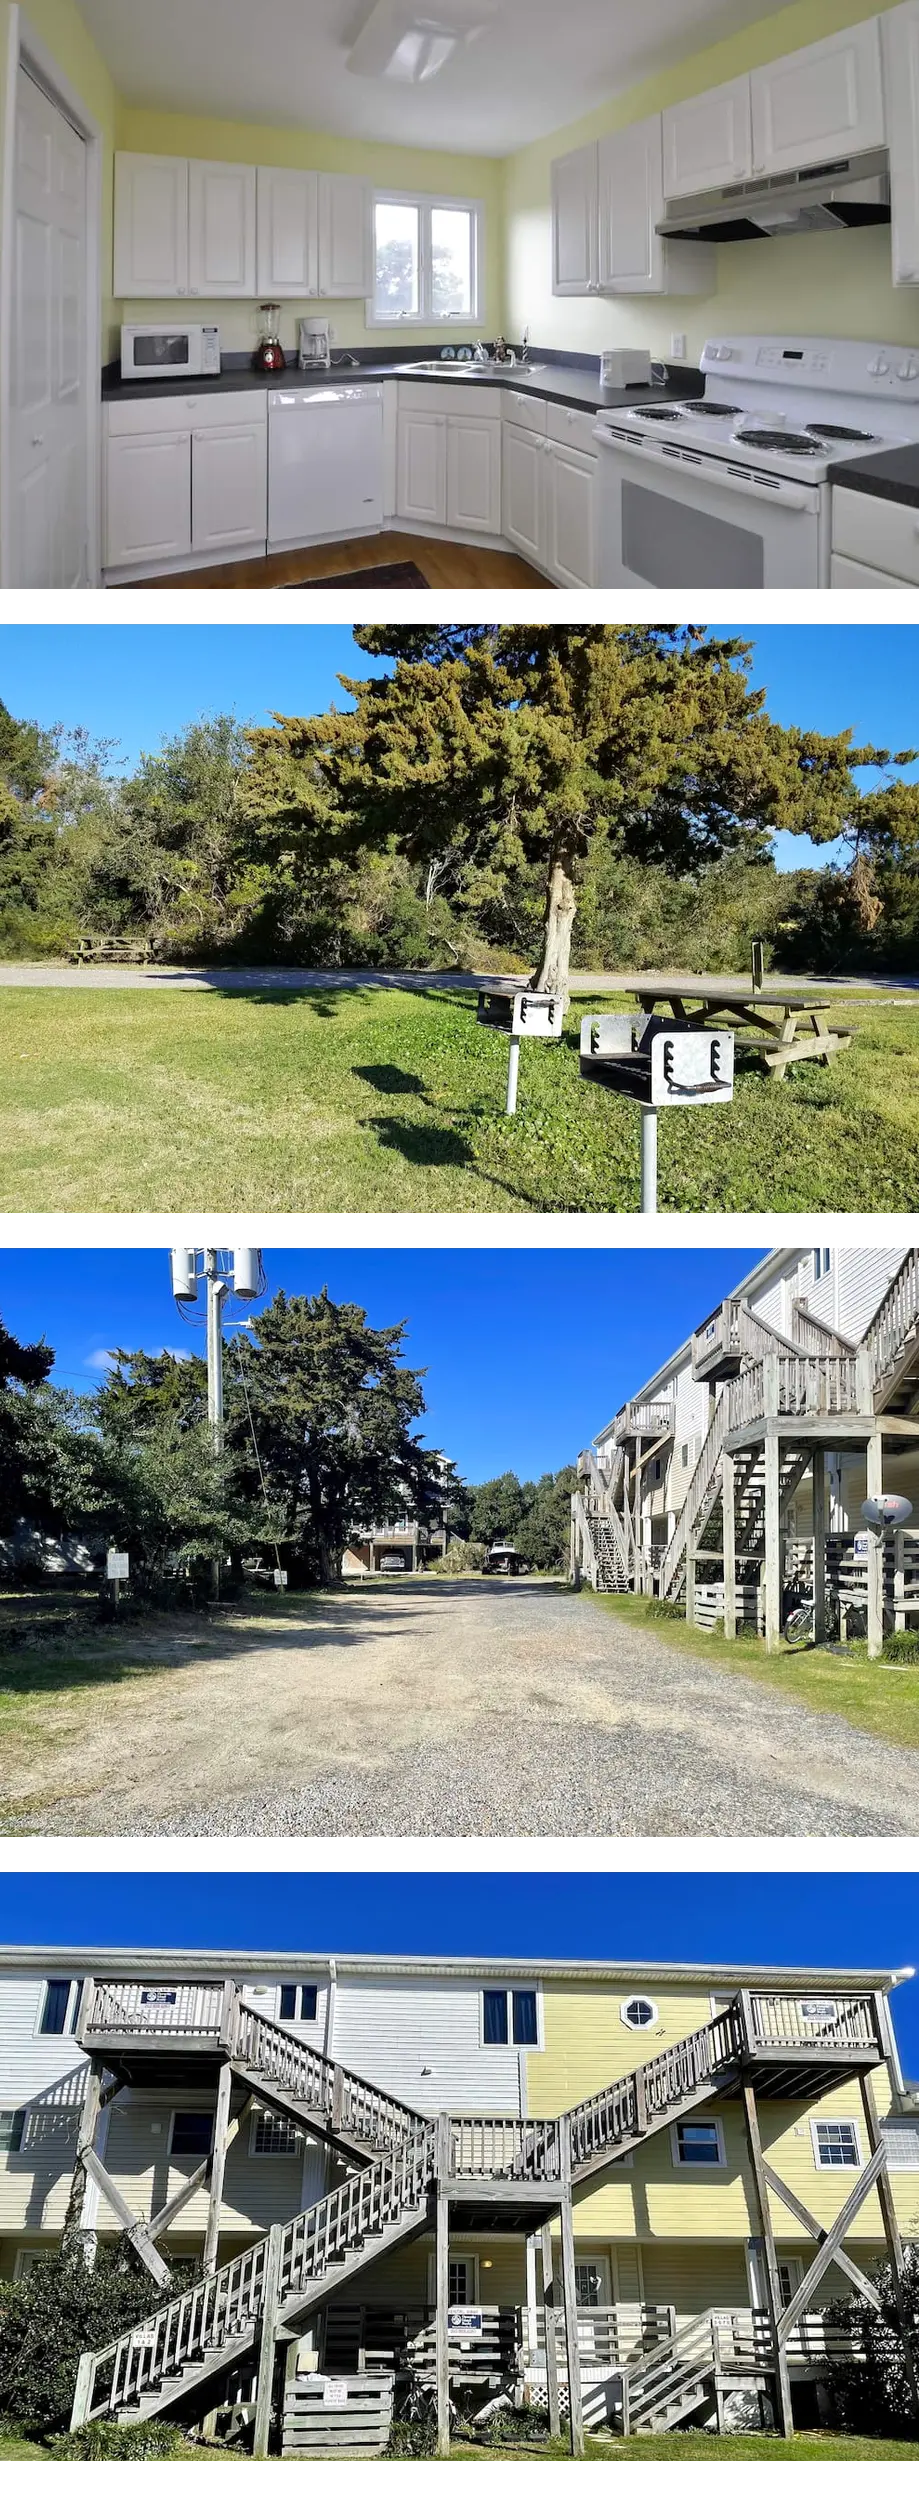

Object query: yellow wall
[0,0,118,353]
[503,0,919,364]
[115,107,503,358]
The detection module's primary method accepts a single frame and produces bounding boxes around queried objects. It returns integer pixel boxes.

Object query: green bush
[882,1633,919,1666]
[827,2244,919,2439]
[0,2247,197,2435]
[384,2413,439,2458]
[647,1597,684,1621]
[475,2404,551,2446]
[50,2418,188,2460]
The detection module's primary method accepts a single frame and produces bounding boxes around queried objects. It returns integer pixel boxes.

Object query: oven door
[595,433,825,588]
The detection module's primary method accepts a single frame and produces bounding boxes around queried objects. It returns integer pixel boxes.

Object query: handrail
[234,2001,421,2148]
[659,1402,726,1598]
[864,1249,919,1396]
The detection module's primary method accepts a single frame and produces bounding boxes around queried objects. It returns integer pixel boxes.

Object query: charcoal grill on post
[580,1014,735,1212]
[477,984,565,1114]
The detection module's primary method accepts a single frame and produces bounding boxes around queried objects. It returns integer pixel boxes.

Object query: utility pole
[205,1251,229,1454]
[170,1248,263,1602]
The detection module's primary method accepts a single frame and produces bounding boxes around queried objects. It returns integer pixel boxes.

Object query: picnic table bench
[69,936,160,965]
[631,983,854,1082]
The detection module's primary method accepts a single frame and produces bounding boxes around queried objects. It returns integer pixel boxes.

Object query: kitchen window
[812,2118,860,2170]
[369,192,482,325]
[672,2117,725,2167]
[482,1987,540,2047]
[279,1984,318,2023]
[170,2111,214,2159]
[38,1978,81,2036]
[251,2109,303,2156]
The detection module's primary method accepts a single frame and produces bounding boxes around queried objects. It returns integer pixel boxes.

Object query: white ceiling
[78,0,794,156]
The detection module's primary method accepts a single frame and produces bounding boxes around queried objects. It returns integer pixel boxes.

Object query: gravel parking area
[7,1579,918,1836]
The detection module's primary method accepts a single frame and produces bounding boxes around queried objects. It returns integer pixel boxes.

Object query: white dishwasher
[268,383,384,550]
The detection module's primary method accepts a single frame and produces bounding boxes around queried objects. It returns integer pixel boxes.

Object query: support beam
[203,2058,233,2277]
[866,1429,884,1660]
[811,1447,826,1646]
[778,2146,887,2343]
[62,2060,105,2249]
[764,1431,781,1651]
[80,2147,171,2288]
[722,1449,736,1641]
[858,2072,919,2421]
[253,2224,283,2460]
[558,2124,584,2459]
[540,2224,561,2442]
[741,2085,794,2440]
[760,2160,882,2312]
[435,2115,451,2459]
[685,1546,696,1628]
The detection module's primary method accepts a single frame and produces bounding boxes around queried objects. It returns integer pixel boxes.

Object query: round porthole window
[621,1996,657,2030]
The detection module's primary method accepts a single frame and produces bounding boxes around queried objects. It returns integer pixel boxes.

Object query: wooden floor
[147,530,549,590]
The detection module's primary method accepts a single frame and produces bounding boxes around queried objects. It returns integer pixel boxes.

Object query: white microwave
[121,322,221,380]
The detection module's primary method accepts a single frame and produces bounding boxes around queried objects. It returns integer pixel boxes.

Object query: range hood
[658,147,890,243]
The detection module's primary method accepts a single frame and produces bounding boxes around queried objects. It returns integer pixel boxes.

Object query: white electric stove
[593,335,919,587]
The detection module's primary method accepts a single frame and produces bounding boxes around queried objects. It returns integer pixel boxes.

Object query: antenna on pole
[168,1249,268,1599]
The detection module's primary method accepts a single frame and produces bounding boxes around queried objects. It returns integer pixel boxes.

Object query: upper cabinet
[114,155,190,295]
[317,173,371,297]
[187,162,257,297]
[256,167,319,297]
[598,117,714,295]
[551,144,599,294]
[750,19,885,174]
[883,2,919,284]
[662,77,753,198]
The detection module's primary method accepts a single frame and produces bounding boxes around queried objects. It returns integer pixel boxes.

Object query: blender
[254,305,286,373]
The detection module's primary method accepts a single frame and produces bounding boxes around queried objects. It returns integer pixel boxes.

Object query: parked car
[379,1553,409,1573]
[482,1543,526,1577]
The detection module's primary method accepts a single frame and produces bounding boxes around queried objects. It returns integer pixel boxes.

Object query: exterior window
[778,2258,804,2306]
[512,1990,538,2046]
[621,1996,657,2031]
[482,1990,509,2045]
[251,2109,303,2156]
[673,2118,724,2166]
[0,2109,25,2152]
[812,2119,860,2170]
[482,1988,539,2046]
[449,2259,476,2305]
[813,1249,832,1280]
[370,192,482,325]
[574,2259,610,2307]
[882,2120,919,2169]
[39,1979,74,2035]
[170,2111,214,2158]
[279,1984,318,2022]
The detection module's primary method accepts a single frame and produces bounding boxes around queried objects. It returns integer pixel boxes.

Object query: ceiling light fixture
[347,0,493,85]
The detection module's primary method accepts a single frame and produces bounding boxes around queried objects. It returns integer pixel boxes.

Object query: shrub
[882,1633,919,1666]
[647,1597,684,1621]
[0,2247,197,2436]
[827,2243,919,2439]
[384,2413,439,2458]
[475,2403,551,2446]
[50,2418,188,2460]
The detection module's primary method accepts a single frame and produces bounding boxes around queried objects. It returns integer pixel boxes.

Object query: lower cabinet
[445,415,501,537]
[396,408,446,527]
[502,421,544,568]
[106,432,191,569]
[104,392,268,574]
[192,421,268,553]
[396,389,502,536]
[831,482,919,586]
[503,419,597,585]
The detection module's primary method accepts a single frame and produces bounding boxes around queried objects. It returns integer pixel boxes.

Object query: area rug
[286,560,429,589]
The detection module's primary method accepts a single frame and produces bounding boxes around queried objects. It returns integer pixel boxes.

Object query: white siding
[331,1973,526,2115]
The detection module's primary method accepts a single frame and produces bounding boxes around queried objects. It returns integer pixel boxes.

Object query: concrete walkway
[9,1579,918,1837]
[0,964,914,996]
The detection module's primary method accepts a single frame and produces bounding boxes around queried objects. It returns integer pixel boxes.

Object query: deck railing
[614,1400,675,1443]
[744,1991,879,2056]
[449,2116,563,2182]
[79,1979,229,2045]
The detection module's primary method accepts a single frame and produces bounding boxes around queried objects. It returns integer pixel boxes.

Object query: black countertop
[102,356,704,421]
[832,441,919,509]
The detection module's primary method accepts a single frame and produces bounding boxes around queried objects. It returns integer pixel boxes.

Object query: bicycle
[783,1590,867,1648]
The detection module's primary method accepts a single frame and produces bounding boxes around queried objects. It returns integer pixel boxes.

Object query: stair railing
[567,2001,745,2173]
[659,1403,726,1599]
[863,1249,919,1397]
[232,2001,422,2149]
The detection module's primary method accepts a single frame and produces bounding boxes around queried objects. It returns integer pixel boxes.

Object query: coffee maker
[298,318,331,371]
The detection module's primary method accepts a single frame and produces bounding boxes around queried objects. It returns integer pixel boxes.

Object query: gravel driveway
[8,1580,919,1836]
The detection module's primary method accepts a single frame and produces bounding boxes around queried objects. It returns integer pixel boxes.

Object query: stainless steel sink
[397,360,546,378]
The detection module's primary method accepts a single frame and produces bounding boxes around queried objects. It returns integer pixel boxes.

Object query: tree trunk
[534,849,577,1006]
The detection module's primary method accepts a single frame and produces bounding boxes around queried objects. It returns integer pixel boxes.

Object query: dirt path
[5,1581,918,1837]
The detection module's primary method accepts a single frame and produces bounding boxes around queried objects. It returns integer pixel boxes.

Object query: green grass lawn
[2,982,919,1209]
[448,2430,919,2461]
[589,1591,919,1751]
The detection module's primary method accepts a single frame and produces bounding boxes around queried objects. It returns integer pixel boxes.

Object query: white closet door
[11,67,89,585]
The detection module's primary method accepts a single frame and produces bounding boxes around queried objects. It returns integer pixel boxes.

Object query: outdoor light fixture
[347,0,493,83]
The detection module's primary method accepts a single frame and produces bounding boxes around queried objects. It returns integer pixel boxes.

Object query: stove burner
[736,427,823,457]
[701,402,744,417]
[805,421,876,443]
[635,404,690,422]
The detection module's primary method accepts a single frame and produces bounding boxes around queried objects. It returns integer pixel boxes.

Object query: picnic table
[631,982,854,1082]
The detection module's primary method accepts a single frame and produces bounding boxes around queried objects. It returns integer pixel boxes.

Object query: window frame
[367,188,484,328]
[811,2116,862,2172]
[480,1983,542,2051]
[671,2113,726,2169]
[36,1978,80,2038]
[620,1995,659,2033]
[168,2108,215,2161]
[249,2106,305,2159]
[279,1983,319,2024]
[0,2108,25,2154]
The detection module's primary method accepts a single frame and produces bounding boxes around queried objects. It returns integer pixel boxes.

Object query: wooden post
[858,2072,919,2422]
[811,1447,826,1646]
[764,1431,781,1652]
[633,1435,643,1584]
[203,2058,232,2277]
[866,1428,884,1660]
[62,2060,104,2251]
[558,2123,584,2459]
[894,1528,906,1633]
[722,1449,736,1641]
[253,2223,283,2460]
[685,1546,696,1627]
[541,2224,561,2441]
[741,2085,794,2441]
[70,2352,96,2433]
[435,2113,451,2459]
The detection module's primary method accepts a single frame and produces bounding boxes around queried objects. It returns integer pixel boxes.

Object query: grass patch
[587,1590,919,1751]
[447,2429,919,2461]
[2,982,919,1209]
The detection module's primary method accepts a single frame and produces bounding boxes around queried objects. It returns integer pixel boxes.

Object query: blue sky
[4,622,918,871]
[2,1874,917,2065]
[5,1246,762,1481]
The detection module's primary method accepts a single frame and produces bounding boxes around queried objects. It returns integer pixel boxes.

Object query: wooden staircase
[227,1999,420,2163]
[622,2310,728,2434]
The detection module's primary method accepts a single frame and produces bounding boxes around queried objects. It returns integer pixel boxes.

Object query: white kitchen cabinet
[256,166,319,297]
[551,143,599,294]
[545,440,597,587]
[192,421,267,551]
[502,422,545,567]
[830,550,911,584]
[318,173,371,296]
[832,480,919,584]
[598,115,714,295]
[662,77,753,198]
[751,19,884,174]
[105,432,191,569]
[188,160,257,297]
[883,2,919,284]
[396,407,447,524]
[113,153,188,296]
[445,414,501,536]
